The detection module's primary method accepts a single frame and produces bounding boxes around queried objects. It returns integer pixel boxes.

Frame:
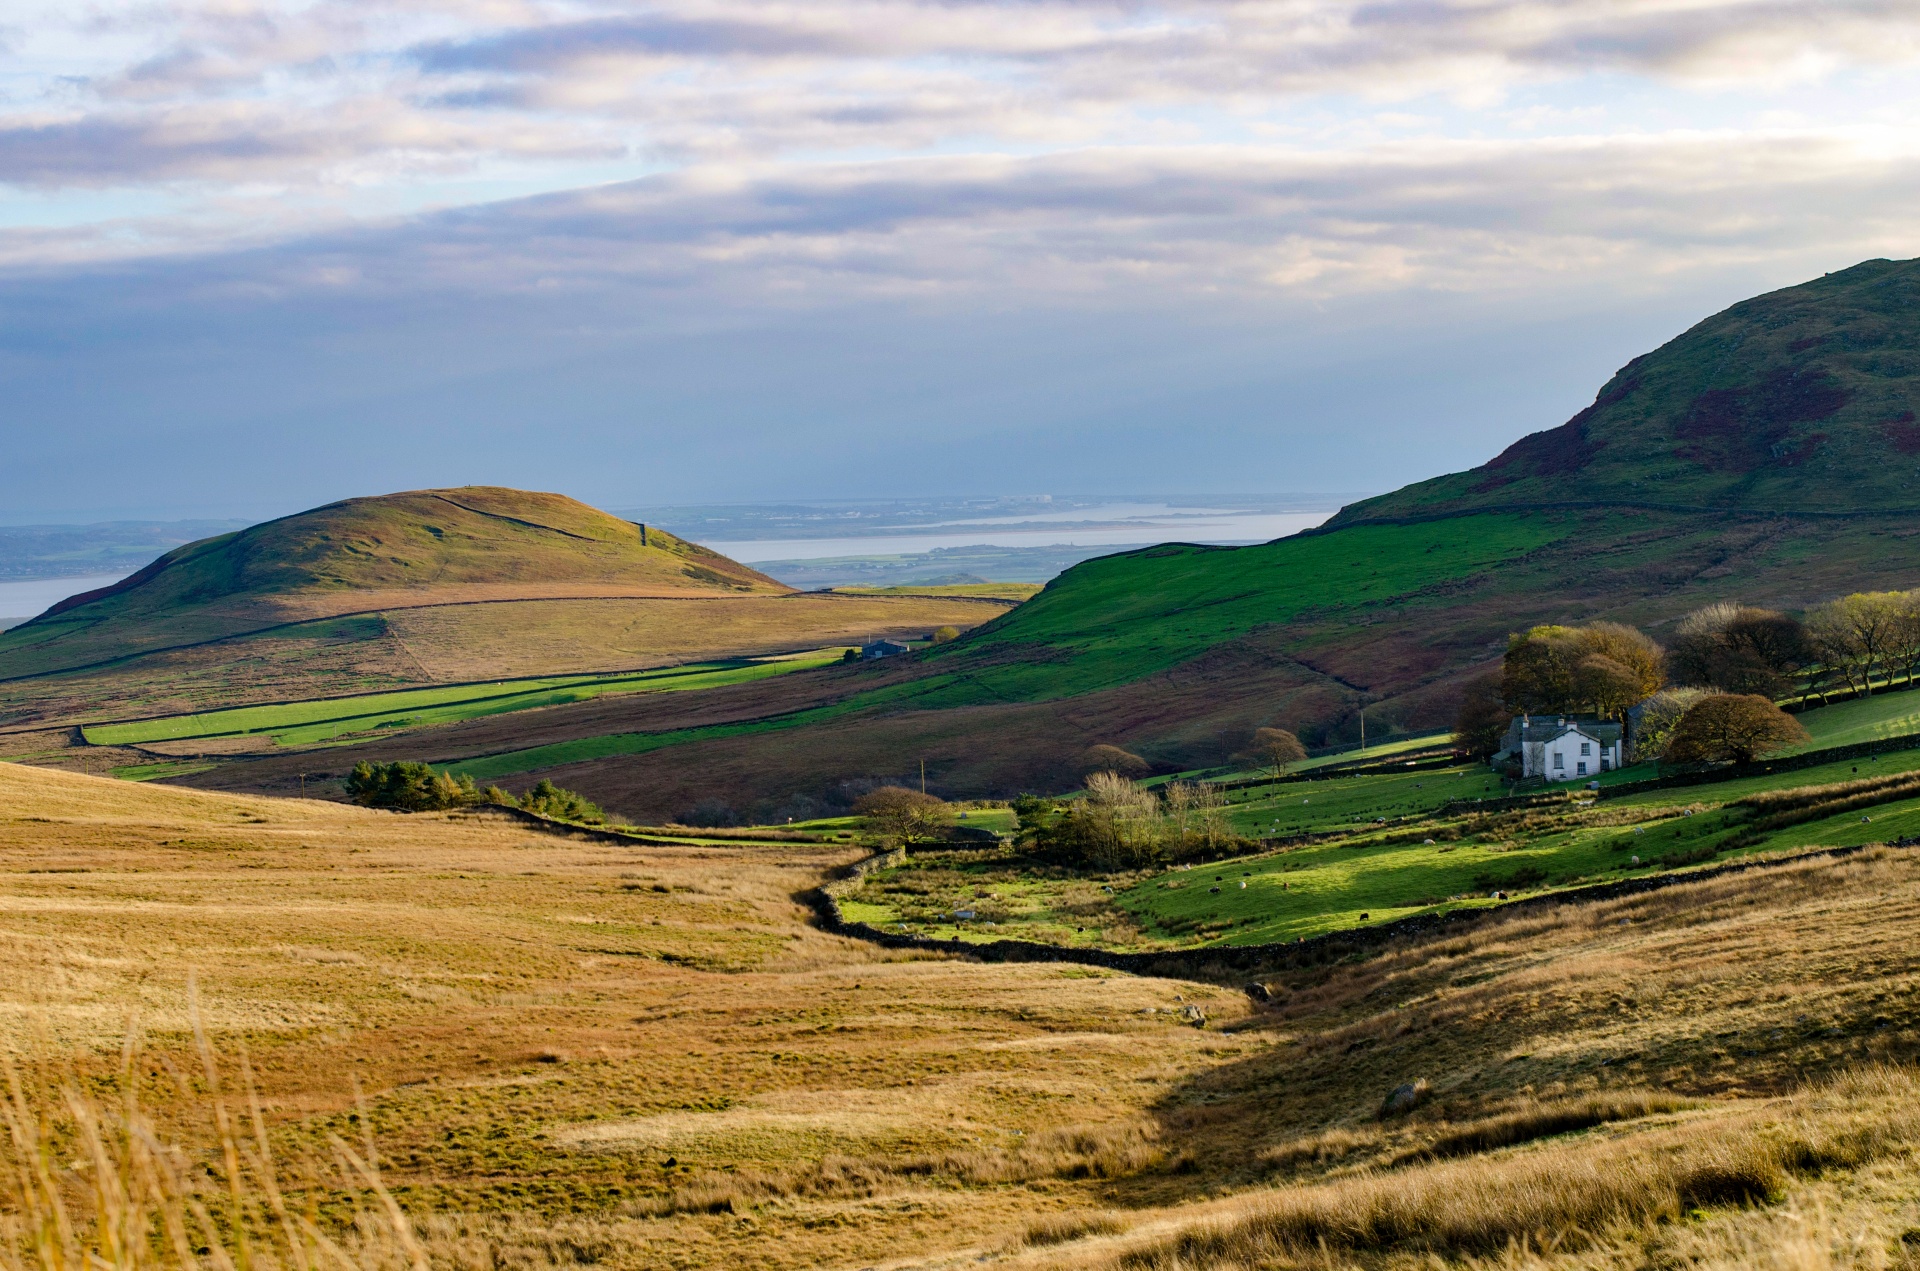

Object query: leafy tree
[1502,622,1662,718]
[930,626,961,644]
[852,786,952,844]
[1076,744,1152,780]
[1663,694,1809,765]
[1234,727,1306,776]
[1807,592,1908,696]
[1628,687,1713,763]
[1453,673,1512,759]
[1669,605,1815,697]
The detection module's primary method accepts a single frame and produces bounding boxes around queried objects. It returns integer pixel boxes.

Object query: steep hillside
[1334,256,1920,523]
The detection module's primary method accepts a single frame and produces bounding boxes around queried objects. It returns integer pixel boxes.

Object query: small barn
[860,639,910,660]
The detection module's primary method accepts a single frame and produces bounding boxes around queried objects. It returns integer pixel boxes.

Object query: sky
[3,0,1919,522]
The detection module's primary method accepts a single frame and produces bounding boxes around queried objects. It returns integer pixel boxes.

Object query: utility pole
[1359,705,1366,754]
[920,759,927,795]
[299,772,305,798]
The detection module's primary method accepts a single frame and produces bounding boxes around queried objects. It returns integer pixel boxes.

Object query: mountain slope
[1333,257,1920,523]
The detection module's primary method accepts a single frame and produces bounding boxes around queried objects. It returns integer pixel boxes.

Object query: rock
[1243,982,1271,1003]
[1378,1079,1430,1118]
[1177,1004,1207,1027]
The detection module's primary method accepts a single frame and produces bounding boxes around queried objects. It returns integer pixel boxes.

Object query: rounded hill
[32,486,786,626]
[1331,257,1920,525]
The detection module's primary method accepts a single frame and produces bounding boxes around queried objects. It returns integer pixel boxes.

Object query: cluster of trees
[1455,597,1891,770]
[1668,593,1920,702]
[345,762,605,823]
[1016,773,1243,872]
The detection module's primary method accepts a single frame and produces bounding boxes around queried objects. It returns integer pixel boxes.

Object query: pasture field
[1792,681,1920,750]
[82,653,844,751]
[846,729,1920,951]
[7,761,1920,1270]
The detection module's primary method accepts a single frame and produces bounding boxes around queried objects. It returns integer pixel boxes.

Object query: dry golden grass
[381,593,1009,681]
[8,762,1920,1270]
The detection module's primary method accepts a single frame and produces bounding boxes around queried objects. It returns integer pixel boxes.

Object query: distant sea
[710,507,1333,563]
[0,573,128,626]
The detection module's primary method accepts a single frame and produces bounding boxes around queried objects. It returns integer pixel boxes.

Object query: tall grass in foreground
[1097,1068,1920,1270]
[2,1013,419,1271]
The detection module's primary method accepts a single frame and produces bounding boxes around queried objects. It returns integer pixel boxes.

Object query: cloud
[16,129,1911,309]
[4,0,1916,196]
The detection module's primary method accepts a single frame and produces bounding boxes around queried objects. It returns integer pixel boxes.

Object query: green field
[1791,684,1920,750]
[85,652,843,750]
[842,686,1920,952]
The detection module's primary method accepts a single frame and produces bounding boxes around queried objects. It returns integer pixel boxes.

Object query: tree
[1453,673,1511,759]
[346,760,481,812]
[1076,744,1152,780]
[1663,694,1809,765]
[853,786,952,844]
[1235,727,1306,776]
[1503,622,1663,718]
[1628,687,1713,763]
[1807,592,1907,696]
[930,626,961,644]
[1670,604,1815,698]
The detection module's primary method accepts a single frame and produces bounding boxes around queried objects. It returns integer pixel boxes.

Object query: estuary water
[710,507,1335,563]
[0,573,129,625]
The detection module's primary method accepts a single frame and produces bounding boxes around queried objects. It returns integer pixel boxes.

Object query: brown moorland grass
[8,763,1920,1269]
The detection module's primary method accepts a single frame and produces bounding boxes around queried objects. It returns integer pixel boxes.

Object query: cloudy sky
[4,0,1918,521]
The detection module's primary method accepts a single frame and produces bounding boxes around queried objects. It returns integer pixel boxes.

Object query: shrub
[683,798,740,827]
[1664,693,1809,765]
[930,625,960,643]
[517,778,605,824]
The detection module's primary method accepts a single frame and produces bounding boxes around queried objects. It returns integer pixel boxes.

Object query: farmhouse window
[1580,742,1592,756]
[1577,761,1587,776]
[1553,753,1564,768]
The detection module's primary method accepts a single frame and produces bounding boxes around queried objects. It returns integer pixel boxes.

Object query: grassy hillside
[9,761,1920,1269]
[0,486,785,683]
[1334,255,1920,523]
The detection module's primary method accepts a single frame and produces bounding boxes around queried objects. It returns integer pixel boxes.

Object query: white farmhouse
[1492,715,1625,782]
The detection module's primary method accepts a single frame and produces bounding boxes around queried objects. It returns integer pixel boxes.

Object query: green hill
[1333,257,1920,523]
[0,487,786,685]
[175,259,1920,822]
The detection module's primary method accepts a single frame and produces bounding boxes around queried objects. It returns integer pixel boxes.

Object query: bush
[683,798,740,827]
[930,626,960,644]
[1664,693,1809,765]
[518,778,605,824]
